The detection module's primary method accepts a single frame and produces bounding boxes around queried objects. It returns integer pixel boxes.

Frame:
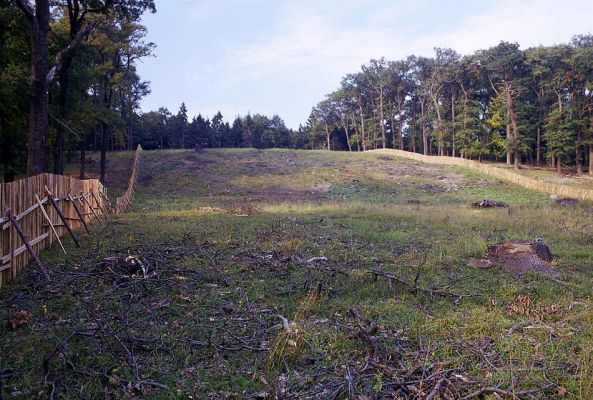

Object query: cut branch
[369,269,474,302]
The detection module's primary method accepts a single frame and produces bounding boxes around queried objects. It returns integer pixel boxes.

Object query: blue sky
[137,0,593,128]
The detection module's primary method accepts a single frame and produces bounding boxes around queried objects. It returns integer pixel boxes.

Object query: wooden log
[44,187,81,248]
[3,209,51,281]
[35,194,66,254]
[68,194,90,233]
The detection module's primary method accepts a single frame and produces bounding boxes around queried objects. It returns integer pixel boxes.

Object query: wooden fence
[0,145,143,288]
[0,174,109,287]
[115,145,142,214]
[373,149,593,201]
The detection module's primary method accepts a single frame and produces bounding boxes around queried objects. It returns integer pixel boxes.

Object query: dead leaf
[8,310,32,329]
[556,386,568,396]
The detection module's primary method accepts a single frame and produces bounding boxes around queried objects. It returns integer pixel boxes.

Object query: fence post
[45,187,81,248]
[3,209,51,281]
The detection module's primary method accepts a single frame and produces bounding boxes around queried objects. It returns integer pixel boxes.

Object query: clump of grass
[267,283,322,372]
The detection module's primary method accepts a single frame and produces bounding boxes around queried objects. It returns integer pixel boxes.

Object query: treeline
[134,105,306,151]
[305,38,593,175]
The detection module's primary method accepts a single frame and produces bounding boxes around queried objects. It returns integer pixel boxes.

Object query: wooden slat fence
[115,144,142,214]
[0,174,108,287]
[373,149,593,201]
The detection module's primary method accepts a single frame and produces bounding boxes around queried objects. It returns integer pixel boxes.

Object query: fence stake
[3,208,51,281]
[98,190,114,213]
[75,194,90,224]
[90,190,108,218]
[81,192,103,225]
[68,193,90,233]
[35,194,66,255]
[44,187,81,248]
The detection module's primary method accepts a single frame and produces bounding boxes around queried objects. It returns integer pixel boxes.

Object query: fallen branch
[369,269,475,302]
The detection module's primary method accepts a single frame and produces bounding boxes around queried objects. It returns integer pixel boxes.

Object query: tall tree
[14,0,50,175]
[14,0,155,175]
[479,42,528,168]
[387,59,411,150]
[362,58,389,149]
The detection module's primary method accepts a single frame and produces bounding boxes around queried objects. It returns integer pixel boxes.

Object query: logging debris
[471,198,509,208]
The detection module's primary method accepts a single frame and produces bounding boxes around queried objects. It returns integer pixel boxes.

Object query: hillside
[2,149,593,398]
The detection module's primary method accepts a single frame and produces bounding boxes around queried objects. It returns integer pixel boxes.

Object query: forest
[305,38,593,175]
[0,0,303,183]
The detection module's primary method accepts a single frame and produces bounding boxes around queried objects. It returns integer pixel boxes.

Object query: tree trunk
[575,128,583,175]
[389,102,396,148]
[536,126,541,166]
[372,115,377,149]
[430,89,443,156]
[100,121,108,184]
[576,146,583,175]
[556,156,562,176]
[411,105,417,153]
[589,145,593,176]
[325,123,331,151]
[509,88,520,169]
[451,92,456,157]
[506,123,512,165]
[128,116,133,150]
[54,56,73,175]
[26,0,51,176]
[79,130,86,179]
[358,100,366,151]
[421,100,428,155]
[341,118,352,152]
[379,89,386,149]
[397,94,404,150]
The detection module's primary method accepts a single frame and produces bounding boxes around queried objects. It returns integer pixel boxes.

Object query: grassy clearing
[2,149,593,399]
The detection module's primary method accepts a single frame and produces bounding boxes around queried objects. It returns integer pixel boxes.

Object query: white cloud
[416,0,593,54]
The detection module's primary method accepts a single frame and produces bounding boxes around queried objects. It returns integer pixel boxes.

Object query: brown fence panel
[0,174,108,287]
[373,149,593,201]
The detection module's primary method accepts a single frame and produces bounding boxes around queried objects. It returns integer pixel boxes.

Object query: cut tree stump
[469,239,556,276]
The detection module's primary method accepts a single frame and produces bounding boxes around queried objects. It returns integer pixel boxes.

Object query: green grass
[2,148,593,398]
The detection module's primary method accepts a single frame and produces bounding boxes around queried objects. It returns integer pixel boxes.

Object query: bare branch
[47,19,102,84]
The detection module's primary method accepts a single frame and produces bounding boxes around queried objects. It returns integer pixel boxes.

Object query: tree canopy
[305,38,593,175]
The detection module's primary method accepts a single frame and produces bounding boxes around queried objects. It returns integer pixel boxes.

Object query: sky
[136,0,593,129]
